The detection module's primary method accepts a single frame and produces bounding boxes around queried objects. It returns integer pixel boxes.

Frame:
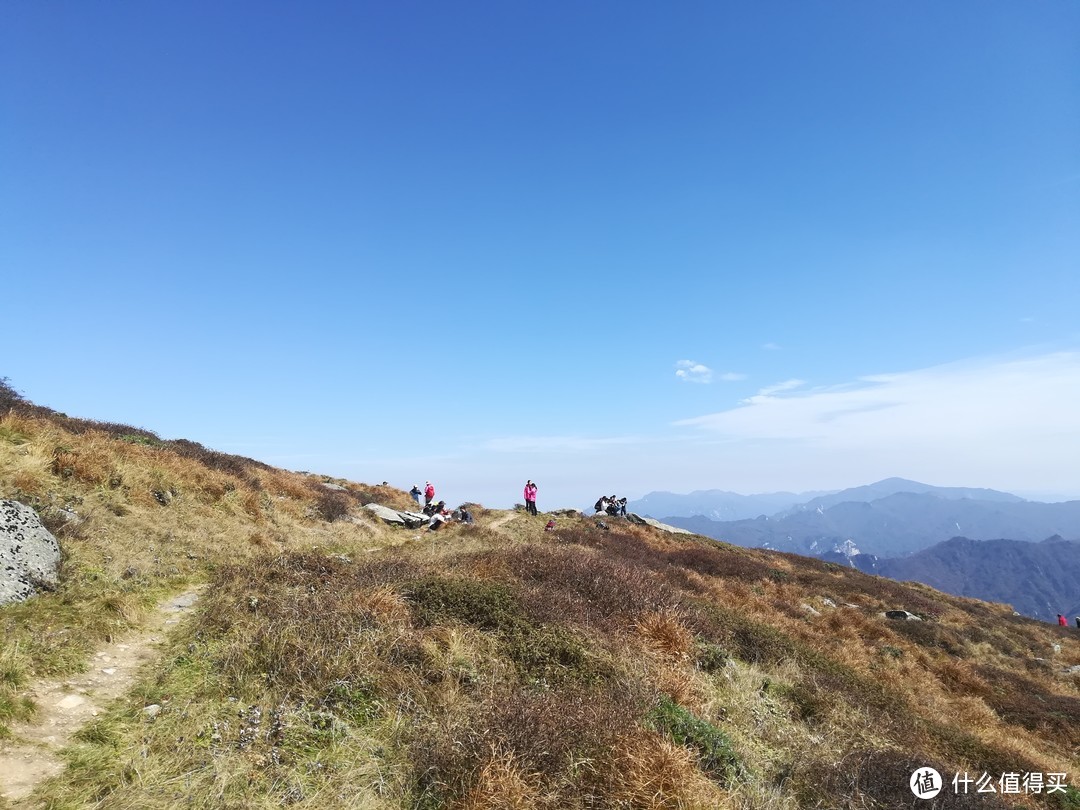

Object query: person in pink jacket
[524,480,538,516]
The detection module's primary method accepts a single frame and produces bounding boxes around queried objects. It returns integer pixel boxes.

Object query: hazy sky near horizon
[3,2,1079,509]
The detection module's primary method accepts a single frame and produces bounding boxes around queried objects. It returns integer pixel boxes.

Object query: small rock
[56,694,85,709]
[820,597,837,608]
[102,667,118,675]
[801,603,821,616]
[144,704,162,718]
[884,610,923,621]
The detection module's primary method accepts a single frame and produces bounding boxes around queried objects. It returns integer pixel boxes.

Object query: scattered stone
[55,695,85,710]
[548,508,581,518]
[820,597,837,608]
[144,704,162,718]
[101,668,117,676]
[801,603,821,616]
[320,482,347,492]
[884,610,923,621]
[1062,665,1080,674]
[0,500,62,605]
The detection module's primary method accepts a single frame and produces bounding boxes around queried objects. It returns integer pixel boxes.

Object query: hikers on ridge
[424,481,435,506]
[594,495,627,516]
[524,480,538,516]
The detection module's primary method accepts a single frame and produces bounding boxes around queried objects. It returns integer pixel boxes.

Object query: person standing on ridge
[1058,614,1068,627]
[524,480,538,516]
[410,485,422,508]
[424,481,435,507]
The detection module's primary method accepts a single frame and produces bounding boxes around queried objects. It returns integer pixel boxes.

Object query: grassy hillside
[2,386,1080,809]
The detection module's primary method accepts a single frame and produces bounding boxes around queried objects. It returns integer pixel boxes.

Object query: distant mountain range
[635,478,1080,622]
[649,479,1080,558]
[626,488,831,522]
[822,536,1080,623]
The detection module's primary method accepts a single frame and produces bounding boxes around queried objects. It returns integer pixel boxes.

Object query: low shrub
[503,626,606,685]
[646,695,740,783]
[405,577,528,634]
[313,489,352,522]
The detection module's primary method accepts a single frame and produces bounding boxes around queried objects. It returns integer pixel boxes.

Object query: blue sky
[3,2,1079,509]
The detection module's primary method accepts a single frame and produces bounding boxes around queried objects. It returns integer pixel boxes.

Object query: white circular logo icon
[910,767,943,799]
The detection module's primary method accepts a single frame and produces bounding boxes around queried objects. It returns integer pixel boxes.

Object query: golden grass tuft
[458,746,544,810]
[360,585,412,625]
[610,731,732,809]
[637,610,695,662]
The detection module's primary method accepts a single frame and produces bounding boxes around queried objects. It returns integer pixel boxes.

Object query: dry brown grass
[637,610,695,663]
[458,746,544,810]
[609,732,732,809]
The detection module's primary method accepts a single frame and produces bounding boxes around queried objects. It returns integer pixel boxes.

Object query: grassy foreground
[2,386,1080,809]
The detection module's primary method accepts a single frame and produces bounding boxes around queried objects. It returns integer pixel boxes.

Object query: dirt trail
[487,511,517,535]
[0,586,204,805]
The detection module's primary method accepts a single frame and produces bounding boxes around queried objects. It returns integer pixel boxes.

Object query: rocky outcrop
[626,513,694,535]
[363,503,428,529]
[1,500,61,605]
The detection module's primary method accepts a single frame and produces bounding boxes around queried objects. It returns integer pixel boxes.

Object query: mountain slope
[3,382,1080,808]
[874,537,1080,623]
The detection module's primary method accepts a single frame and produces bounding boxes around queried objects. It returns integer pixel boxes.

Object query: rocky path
[0,586,204,805]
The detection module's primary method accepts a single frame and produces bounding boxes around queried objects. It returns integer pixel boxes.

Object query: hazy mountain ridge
[777,476,1026,515]
[658,489,1080,558]
[626,488,831,522]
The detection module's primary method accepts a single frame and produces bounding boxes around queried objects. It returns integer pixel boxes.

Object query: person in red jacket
[424,481,435,506]
[523,480,538,516]
[1058,614,1068,627]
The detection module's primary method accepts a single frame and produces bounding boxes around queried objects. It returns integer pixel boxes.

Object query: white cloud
[675,360,712,383]
[743,379,805,402]
[719,372,747,382]
[673,352,1080,453]
[656,352,1080,498]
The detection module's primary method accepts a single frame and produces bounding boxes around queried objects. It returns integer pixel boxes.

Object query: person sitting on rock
[544,519,556,531]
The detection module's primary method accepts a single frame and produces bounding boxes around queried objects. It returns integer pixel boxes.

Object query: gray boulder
[364,503,406,526]
[630,514,694,535]
[363,504,429,529]
[1,500,61,605]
